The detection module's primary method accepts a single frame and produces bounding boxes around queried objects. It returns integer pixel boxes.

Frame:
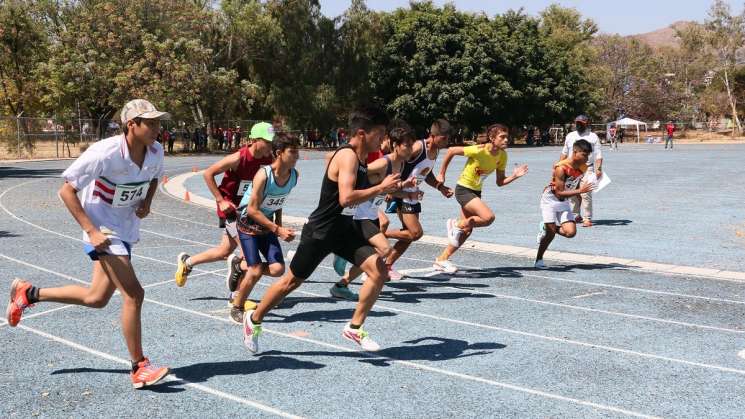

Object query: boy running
[242,105,405,353]
[535,139,595,268]
[173,122,274,293]
[384,119,454,279]
[228,133,300,323]
[6,99,170,388]
[330,124,416,301]
[434,124,528,273]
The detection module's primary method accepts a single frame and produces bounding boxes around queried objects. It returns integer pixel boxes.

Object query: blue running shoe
[333,255,348,276]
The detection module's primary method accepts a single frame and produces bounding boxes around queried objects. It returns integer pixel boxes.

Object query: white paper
[587,171,611,193]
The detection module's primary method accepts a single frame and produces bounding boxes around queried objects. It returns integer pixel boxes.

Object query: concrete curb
[163,171,745,283]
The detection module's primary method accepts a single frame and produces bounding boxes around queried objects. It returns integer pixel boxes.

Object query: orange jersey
[548,159,587,199]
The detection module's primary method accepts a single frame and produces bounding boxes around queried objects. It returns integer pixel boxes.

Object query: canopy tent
[608,117,648,143]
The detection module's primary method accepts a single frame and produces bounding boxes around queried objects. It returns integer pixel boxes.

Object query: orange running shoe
[6,279,34,327]
[130,358,169,389]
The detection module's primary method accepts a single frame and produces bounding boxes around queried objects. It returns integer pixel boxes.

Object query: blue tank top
[238,166,298,233]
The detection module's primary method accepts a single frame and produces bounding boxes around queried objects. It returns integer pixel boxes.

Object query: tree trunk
[722,67,742,136]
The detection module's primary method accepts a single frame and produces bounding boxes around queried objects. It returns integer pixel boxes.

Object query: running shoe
[229,305,244,324]
[333,255,348,276]
[130,358,169,389]
[226,254,244,292]
[174,252,192,287]
[582,219,593,228]
[330,284,359,301]
[536,221,547,245]
[342,323,381,352]
[6,279,33,327]
[387,267,404,281]
[534,260,547,269]
[227,292,257,311]
[242,310,262,354]
[433,259,458,274]
[446,218,462,247]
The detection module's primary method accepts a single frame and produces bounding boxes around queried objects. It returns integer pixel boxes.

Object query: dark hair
[272,132,300,156]
[486,123,509,139]
[349,104,390,135]
[388,121,416,147]
[430,118,452,137]
[122,117,142,135]
[573,139,592,154]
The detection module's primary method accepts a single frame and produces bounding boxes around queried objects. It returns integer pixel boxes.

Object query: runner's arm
[204,151,241,208]
[552,167,593,198]
[437,146,464,182]
[134,178,159,218]
[58,182,109,249]
[496,164,528,187]
[337,149,400,206]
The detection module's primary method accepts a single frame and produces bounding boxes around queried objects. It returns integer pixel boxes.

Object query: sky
[319,0,743,36]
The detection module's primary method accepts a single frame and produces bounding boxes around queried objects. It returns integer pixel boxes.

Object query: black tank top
[306,145,368,236]
[402,139,427,179]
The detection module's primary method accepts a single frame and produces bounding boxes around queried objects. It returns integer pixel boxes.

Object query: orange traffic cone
[162,175,169,184]
[184,191,191,202]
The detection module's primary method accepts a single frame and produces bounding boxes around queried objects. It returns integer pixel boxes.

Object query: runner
[434,123,529,273]
[5,99,170,388]
[384,119,454,280]
[535,139,595,269]
[560,115,603,228]
[242,105,405,353]
[173,122,274,295]
[228,133,300,323]
[330,123,417,301]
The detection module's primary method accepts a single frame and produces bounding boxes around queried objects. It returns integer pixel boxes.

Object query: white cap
[120,99,171,124]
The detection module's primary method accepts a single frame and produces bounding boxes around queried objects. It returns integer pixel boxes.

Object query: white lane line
[14,323,304,419]
[6,182,745,381]
[161,172,745,284]
[142,227,745,308]
[9,250,745,384]
[401,256,745,306]
[436,285,745,334]
[1,255,657,419]
[572,291,607,299]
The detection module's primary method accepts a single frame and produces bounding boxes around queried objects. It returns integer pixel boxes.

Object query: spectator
[163,127,173,153]
[560,115,603,228]
[665,121,675,150]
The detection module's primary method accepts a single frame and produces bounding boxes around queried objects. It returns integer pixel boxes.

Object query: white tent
[609,117,648,143]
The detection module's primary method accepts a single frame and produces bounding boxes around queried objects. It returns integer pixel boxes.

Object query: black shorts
[455,184,482,207]
[355,219,381,241]
[393,198,421,214]
[290,218,377,279]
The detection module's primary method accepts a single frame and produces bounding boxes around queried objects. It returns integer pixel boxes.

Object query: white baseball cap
[120,99,171,124]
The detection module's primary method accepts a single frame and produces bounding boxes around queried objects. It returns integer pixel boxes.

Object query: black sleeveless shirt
[306,145,369,236]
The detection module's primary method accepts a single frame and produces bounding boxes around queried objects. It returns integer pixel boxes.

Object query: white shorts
[540,190,575,225]
[224,220,238,238]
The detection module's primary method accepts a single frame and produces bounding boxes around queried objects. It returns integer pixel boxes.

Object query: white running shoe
[534,260,547,269]
[342,322,381,352]
[433,259,458,274]
[242,310,262,354]
[446,218,462,247]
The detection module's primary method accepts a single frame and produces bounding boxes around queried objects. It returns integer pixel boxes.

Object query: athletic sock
[335,282,348,288]
[131,358,145,372]
[185,257,193,269]
[349,323,361,329]
[26,286,40,304]
[249,313,260,325]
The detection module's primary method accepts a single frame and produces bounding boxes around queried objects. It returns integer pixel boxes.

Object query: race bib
[261,195,287,212]
[372,195,385,207]
[341,204,358,216]
[112,181,150,208]
[237,180,251,197]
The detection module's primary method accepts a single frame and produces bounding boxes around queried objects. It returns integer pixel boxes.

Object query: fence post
[53,118,59,158]
[16,117,21,159]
